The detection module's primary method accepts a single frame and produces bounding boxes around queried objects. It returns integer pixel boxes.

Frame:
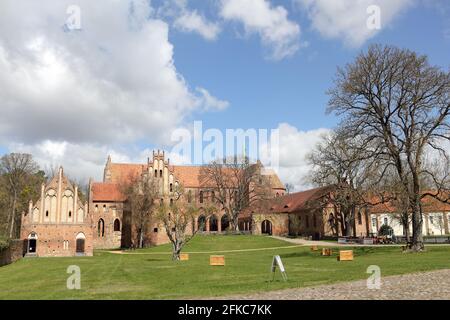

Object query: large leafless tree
[121,173,159,248]
[327,44,450,251]
[307,131,388,236]
[199,156,273,231]
[157,186,217,260]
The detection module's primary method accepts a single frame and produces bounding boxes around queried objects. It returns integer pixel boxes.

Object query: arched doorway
[197,215,206,231]
[209,215,218,232]
[221,215,230,232]
[27,233,38,254]
[261,220,272,235]
[114,219,121,232]
[76,233,86,255]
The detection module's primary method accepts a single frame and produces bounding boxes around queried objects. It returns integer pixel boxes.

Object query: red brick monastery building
[20,150,450,257]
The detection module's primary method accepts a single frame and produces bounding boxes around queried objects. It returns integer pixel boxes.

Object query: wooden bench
[337,250,354,261]
[322,248,332,256]
[210,255,225,266]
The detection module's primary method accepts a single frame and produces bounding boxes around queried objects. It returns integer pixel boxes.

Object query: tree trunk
[402,213,410,244]
[172,242,182,261]
[410,199,424,251]
[138,227,144,249]
[9,192,17,239]
[232,216,239,232]
[344,210,353,237]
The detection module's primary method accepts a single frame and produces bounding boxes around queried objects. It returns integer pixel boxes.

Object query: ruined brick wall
[91,202,123,249]
[252,213,289,236]
[0,240,24,267]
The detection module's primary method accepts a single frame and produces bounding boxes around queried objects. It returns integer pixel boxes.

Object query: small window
[153,228,158,233]
[171,227,176,232]
[372,217,377,228]
[103,205,107,213]
[68,211,72,218]
[98,219,105,237]
[95,205,98,212]
[430,216,434,224]
[211,191,215,203]
[170,183,173,192]
[154,170,158,178]
[200,191,204,204]
[46,210,49,217]
[383,217,388,225]
[160,170,163,178]
[170,199,174,207]
[188,190,192,203]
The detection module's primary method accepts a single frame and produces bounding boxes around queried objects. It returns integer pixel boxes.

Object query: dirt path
[106,244,302,255]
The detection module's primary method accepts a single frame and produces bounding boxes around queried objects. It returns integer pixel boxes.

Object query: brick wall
[0,240,24,267]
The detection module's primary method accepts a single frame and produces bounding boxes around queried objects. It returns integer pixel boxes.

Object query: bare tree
[157,186,217,260]
[200,156,273,231]
[120,172,159,248]
[285,183,295,194]
[0,153,39,238]
[327,44,450,251]
[307,131,387,236]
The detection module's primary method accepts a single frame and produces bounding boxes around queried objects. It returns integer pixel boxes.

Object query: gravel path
[219,269,450,300]
[271,236,450,247]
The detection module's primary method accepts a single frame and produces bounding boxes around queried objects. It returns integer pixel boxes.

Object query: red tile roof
[368,193,450,214]
[172,166,205,188]
[267,186,332,213]
[91,183,126,202]
[108,163,147,184]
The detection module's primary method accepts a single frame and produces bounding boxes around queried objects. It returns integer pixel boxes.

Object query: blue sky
[169,0,450,134]
[0,0,449,189]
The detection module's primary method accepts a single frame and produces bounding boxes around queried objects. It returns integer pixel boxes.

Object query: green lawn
[0,235,449,300]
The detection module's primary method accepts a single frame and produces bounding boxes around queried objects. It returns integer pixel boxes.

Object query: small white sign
[271,255,287,281]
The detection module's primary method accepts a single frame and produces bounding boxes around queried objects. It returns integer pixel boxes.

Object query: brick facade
[21,167,93,257]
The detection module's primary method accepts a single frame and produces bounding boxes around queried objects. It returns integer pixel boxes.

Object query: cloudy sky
[0,0,449,190]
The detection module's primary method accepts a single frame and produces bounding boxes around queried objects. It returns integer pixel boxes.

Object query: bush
[0,237,8,251]
[378,224,394,236]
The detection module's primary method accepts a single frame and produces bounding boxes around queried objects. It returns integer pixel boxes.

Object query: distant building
[260,187,450,239]
[368,195,450,236]
[21,167,93,257]
[89,150,286,249]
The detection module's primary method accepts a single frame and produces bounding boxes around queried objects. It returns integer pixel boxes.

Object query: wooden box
[322,248,333,256]
[210,255,225,266]
[337,250,354,261]
[180,253,189,261]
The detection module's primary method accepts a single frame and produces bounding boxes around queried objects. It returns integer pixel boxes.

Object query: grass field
[0,235,449,300]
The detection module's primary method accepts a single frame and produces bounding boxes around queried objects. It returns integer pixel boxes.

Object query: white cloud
[196,87,230,111]
[260,123,331,191]
[174,10,221,41]
[0,0,227,147]
[296,0,413,47]
[220,0,301,60]
[159,0,221,41]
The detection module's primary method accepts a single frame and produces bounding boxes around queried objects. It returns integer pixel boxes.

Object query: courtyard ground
[0,235,450,299]
[218,269,450,300]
